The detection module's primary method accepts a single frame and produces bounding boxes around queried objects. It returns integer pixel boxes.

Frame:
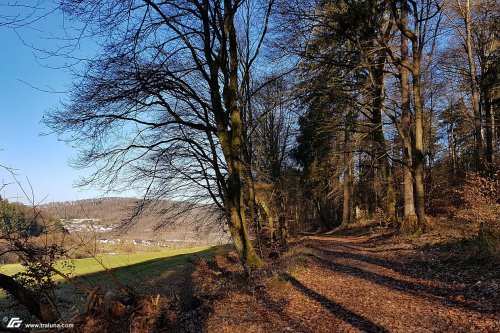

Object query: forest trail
[203,231,499,333]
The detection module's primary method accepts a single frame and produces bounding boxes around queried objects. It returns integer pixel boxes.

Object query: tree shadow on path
[254,291,311,333]
[302,249,496,314]
[284,274,390,333]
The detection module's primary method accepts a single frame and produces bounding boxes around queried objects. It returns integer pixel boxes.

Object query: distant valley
[40,198,230,247]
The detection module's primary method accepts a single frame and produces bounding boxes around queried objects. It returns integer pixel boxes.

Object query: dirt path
[202,232,499,333]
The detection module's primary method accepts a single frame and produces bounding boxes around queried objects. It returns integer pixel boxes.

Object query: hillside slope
[41,198,229,244]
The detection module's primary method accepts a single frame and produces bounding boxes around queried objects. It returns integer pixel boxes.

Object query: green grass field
[0,246,218,299]
[0,246,213,277]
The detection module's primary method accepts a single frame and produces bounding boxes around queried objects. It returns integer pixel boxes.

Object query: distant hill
[40,198,229,244]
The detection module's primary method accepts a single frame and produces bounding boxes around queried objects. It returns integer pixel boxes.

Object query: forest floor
[8,220,497,332]
[176,220,499,333]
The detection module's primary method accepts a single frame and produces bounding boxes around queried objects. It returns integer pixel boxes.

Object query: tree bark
[0,273,58,323]
[412,48,427,228]
[342,111,354,226]
[371,53,396,222]
[222,94,263,270]
[256,193,276,242]
[226,196,263,270]
[464,0,483,170]
[484,84,494,166]
[394,0,428,229]
[220,0,262,270]
[400,5,416,220]
[342,165,352,227]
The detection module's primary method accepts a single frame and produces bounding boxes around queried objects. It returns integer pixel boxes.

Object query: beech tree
[384,0,442,229]
[44,0,274,271]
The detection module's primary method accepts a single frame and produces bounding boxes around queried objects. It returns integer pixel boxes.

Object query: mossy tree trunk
[217,0,263,270]
[220,110,263,270]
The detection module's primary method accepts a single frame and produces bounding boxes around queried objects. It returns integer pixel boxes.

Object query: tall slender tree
[385,0,442,229]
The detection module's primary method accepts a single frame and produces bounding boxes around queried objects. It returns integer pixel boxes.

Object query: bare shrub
[454,172,500,227]
[452,171,500,257]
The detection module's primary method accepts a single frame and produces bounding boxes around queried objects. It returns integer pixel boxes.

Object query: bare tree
[43,0,274,270]
[385,0,442,229]
[399,3,416,222]
[442,0,500,169]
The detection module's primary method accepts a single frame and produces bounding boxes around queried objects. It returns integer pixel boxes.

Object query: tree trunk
[278,215,288,244]
[0,273,58,323]
[484,87,494,166]
[255,193,276,242]
[400,6,416,221]
[342,111,354,226]
[450,126,457,175]
[313,197,329,231]
[372,53,396,222]
[342,166,352,227]
[244,165,262,247]
[412,50,427,229]
[226,198,263,270]
[219,0,262,270]
[222,109,263,270]
[464,0,483,170]
[395,0,428,230]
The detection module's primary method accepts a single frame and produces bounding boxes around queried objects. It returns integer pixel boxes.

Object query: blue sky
[0,9,100,204]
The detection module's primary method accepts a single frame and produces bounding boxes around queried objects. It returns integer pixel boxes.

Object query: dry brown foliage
[188,228,499,333]
[65,292,167,333]
[454,172,500,227]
